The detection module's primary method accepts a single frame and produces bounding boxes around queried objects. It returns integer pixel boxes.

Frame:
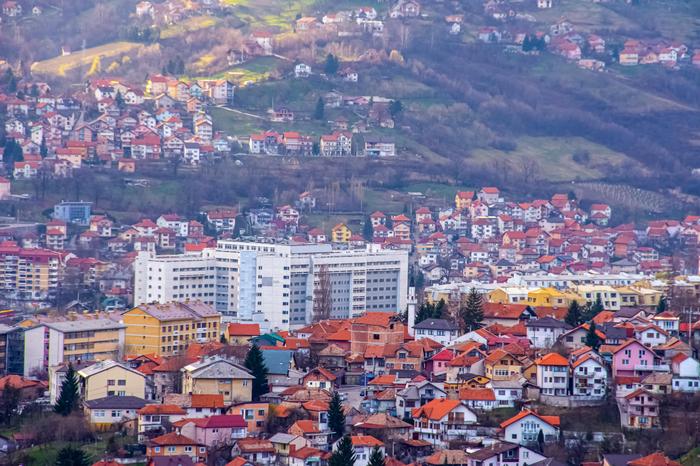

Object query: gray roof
[128,301,219,321]
[84,396,147,410]
[525,317,571,329]
[467,442,518,461]
[530,459,568,466]
[183,357,254,380]
[414,318,459,331]
[261,349,294,375]
[44,319,125,333]
[77,360,144,379]
[148,456,196,466]
[602,455,643,466]
[269,433,300,444]
[614,307,646,319]
[489,378,524,389]
[601,323,628,340]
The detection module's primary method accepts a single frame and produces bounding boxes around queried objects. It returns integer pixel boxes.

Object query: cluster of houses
[618,39,697,68]
[1,300,698,465]
[0,73,237,181]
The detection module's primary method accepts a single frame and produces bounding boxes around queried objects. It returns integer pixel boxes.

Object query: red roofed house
[146,432,206,463]
[225,323,261,344]
[458,388,497,411]
[535,352,570,398]
[138,404,187,441]
[332,435,384,466]
[411,399,477,447]
[500,410,560,446]
[175,414,247,447]
[619,388,660,429]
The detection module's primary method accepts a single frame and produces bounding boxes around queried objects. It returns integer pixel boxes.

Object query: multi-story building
[181,357,254,404]
[76,359,147,401]
[571,352,608,399]
[53,200,92,225]
[122,301,221,356]
[0,241,64,301]
[134,241,409,330]
[535,353,570,397]
[0,324,20,375]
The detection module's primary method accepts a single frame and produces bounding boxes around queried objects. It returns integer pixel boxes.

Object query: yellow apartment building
[527,287,582,307]
[331,223,352,243]
[122,301,221,356]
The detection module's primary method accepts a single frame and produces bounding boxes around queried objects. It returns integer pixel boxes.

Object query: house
[571,352,608,399]
[558,324,605,351]
[181,357,254,404]
[390,0,421,18]
[535,353,569,398]
[175,414,247,447]
[225,323,261,344]
[611,339,664,378]
[137,404,187,441]
[458,387,497,411]
[466,442,546,466]
[413,318,460,346]
[233,438,277,464]
[84,396,147,431]
[619,388,660,429]
[500,410,560,446]
[295,63,311,78]
[288,420,332,451]
[411,399,477,447]
[146,433,206,463]
[396,381,447,419]
[331,223,352,243]
[484,349,523,381]
[334,436,384,466]
[537,0,553,8]
[302,367,337,390]
[671,354,700,392]
[526,317,571,349]
[77,360,147,401]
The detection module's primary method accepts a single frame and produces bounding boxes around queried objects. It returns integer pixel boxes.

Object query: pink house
[425,349,454,379]
[611,339,661,377]
[175,414,247,447]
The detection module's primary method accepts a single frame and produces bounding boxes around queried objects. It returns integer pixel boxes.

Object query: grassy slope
[470,136,638,182]
[31,42,144,76]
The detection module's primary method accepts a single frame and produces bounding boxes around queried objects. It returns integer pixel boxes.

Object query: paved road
[337,385,367,409]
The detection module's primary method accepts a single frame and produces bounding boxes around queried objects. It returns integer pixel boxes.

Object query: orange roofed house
[411,399,477,447]
[350,312,406,354]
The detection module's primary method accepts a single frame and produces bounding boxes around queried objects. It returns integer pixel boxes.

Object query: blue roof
[261,349,294,375]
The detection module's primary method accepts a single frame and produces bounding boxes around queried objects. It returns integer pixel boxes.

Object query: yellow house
[44,318,125,365]
[527,288,582,308]
[616,286,662,308]
[454,191,474,211]
[181,357,254,404]
[484,349,523,381]
[575,285,621,310]
[77,359,146,401]
[122,301,221,357]
[331,223,352,243]
[488,286,529,304]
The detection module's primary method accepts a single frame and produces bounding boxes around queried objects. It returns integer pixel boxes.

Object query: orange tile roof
[227,322,260,337]
[500,409,560,428]
[289,419,320,434]
[350,435,383,447]
[0,375,44,390]
[302,400,330,412]
[459,388,496,401]
[412,399,462,421]
[535,352,569,366]
[190,394,225,408]
[150,432,199,446]
[138,404,186,415]
[369,374,396,385]
[628,452,681,466]
[353,312,399,327]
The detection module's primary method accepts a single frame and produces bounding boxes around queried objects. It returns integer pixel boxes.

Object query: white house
[413,318,460,346]
[465,442,546,466]
[535,353,569,397]
[500,410,560,446]
[333,436,383,466]
[396,381,446,419]
[671,353,700,392]
[526,317,571,349]
[571,352,608,399]
[634,324,669,348]
[294,63,311,78]
[458,388,497,411]
[489,379,524,408]
[412,399,477,448]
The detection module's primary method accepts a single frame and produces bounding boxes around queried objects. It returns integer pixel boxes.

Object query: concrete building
[135,240,409,331]
[53,200,92,225]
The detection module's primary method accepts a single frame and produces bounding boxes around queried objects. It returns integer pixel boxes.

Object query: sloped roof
[500,410,560,428]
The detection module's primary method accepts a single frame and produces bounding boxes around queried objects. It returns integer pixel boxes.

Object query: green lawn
[470,136,640,182]
[161,16,221,39]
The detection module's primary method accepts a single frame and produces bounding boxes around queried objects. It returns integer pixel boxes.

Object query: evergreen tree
[587,295,604,319]
[55,446,91,466]
[585,322,602,350]
[55,363,80,416]
[313,97,325,120]
[537,429,545,453]
[220,334,227,344]
[329,435,356,466]
[40,137,47,158]
[0,382,20,425]
[522,35,532,52]
[244,344,269,401]
[656,295,667,314]
[324,53,339,75]
[565,300,583,327]
[367,445,385,466]
[389,100,403,118]
[327,391,346,440]
[115,91,125,109]
[459,288,484,332]
[363,217,373,240]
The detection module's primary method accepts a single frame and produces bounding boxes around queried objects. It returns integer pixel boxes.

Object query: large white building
[134,240,409,331]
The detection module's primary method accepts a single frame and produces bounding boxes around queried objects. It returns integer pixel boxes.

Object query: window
[167,446,176,453]
[185,446,193,452]
[118,380,126,386]
[107,379,115,386]
[154,447,161,453]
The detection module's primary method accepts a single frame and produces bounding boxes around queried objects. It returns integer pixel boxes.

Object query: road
[337,385,367,409]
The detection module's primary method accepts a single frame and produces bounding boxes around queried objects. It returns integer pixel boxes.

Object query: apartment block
[0,241,64,301]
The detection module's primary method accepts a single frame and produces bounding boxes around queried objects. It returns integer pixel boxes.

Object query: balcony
[634,364,669,372]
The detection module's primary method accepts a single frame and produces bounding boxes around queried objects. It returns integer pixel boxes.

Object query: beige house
[77,359,147,401]
[181,357,254,403]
